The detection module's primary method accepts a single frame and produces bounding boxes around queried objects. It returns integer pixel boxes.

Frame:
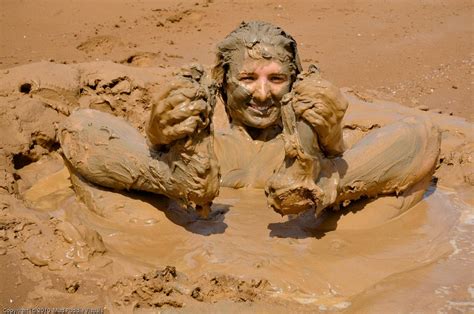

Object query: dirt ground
[0,0,473,313]
[1,0,473,119]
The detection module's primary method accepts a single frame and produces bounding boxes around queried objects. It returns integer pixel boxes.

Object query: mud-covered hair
[212,21,303,102]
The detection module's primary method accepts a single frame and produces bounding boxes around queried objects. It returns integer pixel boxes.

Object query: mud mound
[110,266,270,310]
[120,52,162,67]
[1,191,105,270]
[0,62,177,194]
[77,35,125,55]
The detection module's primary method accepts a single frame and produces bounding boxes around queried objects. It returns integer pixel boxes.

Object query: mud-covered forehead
[224,40,295,66]
[213,21,302,84]
[226,44,294,77]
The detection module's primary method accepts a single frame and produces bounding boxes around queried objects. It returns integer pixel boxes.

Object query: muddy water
[26,166,471,310]
[6,58,471,310]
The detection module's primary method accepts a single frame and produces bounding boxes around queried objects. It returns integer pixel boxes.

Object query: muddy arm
[265,71,348,216]
[60,65,220,217]
[291,70,348,157]
[265,94,325,216]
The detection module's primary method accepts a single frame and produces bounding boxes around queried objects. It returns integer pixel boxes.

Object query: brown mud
[0,60,473,312]
[1,1,473,312]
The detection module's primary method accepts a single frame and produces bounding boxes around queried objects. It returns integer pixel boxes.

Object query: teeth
[249,103,273,114]
[254,105,267,111]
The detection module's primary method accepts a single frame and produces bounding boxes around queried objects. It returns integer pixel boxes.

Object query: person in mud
[60,21,440,218]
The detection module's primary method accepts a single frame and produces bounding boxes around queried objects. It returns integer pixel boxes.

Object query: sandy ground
[1,0,472,119]
[0,0,473,313]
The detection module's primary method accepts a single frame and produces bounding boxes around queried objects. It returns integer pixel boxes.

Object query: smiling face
[225,52,294,129]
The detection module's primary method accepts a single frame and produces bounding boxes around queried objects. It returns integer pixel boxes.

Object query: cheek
[271,83,291,99]
[228,81,252,105]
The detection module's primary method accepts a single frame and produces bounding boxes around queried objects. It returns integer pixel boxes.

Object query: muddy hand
[146,64,212,147]
[265,93,324,216]
[291,69,348,157]
[147,64,220,218]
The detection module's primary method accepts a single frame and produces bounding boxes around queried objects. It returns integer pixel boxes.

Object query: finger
[312,93,341,114]
[168,78,196,91]
[166,99,209,124]
[168,116,201,139]
[153,78,193,102]
[169,85,200,99]
[155,94,190,122]
[303,111,326,127]
[311,102,337,123]
[292,100,314,116]
[165,93,191,108]
[302,110,330,133]
[311,99,332,112]
[155,89,205,125]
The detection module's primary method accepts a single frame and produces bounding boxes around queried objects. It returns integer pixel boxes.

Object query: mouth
[248,101,274,115]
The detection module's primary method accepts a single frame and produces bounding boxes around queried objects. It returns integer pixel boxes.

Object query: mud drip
[266,97,324,216]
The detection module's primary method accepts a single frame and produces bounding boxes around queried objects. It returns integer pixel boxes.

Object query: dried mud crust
[436,141,474,186]
[0,62,174,194]
[0,193,109,308]
[111,266,271,309]
[0,194,106,271]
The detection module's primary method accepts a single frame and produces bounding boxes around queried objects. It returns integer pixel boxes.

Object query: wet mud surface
[0,162,473,312]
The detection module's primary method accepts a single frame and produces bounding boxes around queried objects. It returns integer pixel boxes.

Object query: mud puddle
[20,165,473,312]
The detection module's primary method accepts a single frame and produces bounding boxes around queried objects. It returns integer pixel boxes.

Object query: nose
[253,79,271,102]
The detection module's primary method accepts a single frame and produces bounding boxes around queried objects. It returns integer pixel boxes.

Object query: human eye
[269,74,288,84]
[238,73,256,83]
